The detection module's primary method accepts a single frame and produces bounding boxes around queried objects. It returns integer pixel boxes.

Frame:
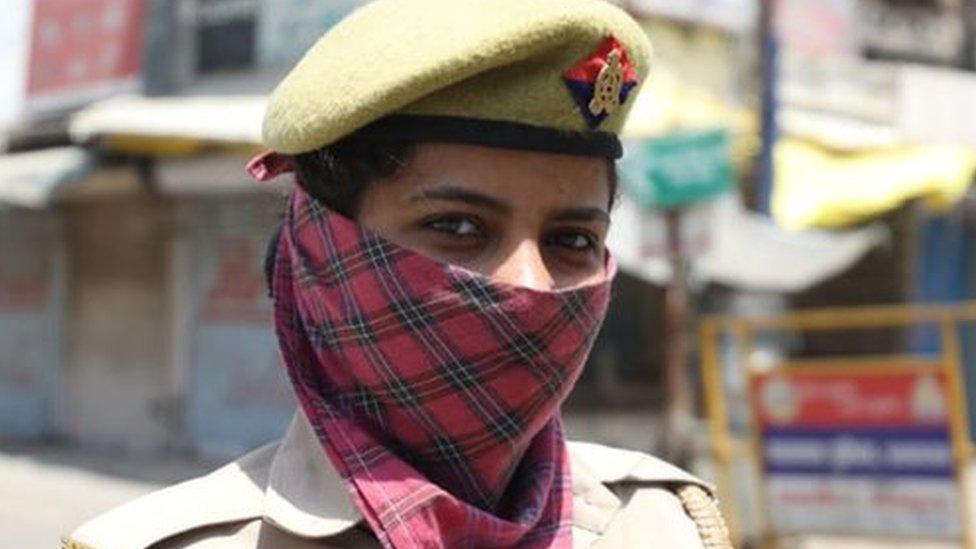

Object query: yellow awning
[773,139,976,230]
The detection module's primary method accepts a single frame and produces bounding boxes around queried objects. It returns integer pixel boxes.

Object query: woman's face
[357,143,612,291]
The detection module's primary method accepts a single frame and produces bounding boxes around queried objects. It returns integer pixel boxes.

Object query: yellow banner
[773,139,976,230]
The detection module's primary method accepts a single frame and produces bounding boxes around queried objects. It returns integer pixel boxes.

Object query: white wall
[0,0,32,133]
[898,65,976,148]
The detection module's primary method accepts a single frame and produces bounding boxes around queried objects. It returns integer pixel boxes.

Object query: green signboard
[621,129,734,209]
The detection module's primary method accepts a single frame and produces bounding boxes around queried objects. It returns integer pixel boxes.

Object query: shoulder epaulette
[673,483,734,549]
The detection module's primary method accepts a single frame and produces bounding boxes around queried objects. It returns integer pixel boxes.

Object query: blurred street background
[2,0,976,547]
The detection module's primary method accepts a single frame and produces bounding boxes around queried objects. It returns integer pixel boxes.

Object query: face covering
[269,186,614,548]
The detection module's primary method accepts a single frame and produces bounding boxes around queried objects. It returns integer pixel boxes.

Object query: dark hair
[265,138,414,296]
[293,138,415,218]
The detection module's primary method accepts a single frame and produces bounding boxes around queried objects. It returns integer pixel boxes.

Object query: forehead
[396,143,611,207]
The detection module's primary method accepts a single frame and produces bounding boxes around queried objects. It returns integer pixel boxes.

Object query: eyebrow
[409,185,512,215]
[408,184,610,224]
[553,207,611,225]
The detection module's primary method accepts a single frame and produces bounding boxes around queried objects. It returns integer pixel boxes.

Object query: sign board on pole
[751,366,962,539]
[621,129,734,210]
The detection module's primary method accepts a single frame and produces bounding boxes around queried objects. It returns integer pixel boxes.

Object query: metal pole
[699,319,742,544]
[664,208,692,464]
[965,0,976,71]
[941,317,975,548]
[756,0,778,215]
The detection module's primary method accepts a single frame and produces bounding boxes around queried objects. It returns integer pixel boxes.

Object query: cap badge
[563,36,638,129]
[590,49,625,116]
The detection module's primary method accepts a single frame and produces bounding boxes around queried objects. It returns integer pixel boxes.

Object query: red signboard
[754,369,950,429]
[27,0,145,109]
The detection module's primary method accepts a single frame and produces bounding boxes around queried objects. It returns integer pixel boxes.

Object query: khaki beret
[262,0,652,158]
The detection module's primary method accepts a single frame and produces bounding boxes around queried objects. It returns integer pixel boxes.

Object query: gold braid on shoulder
[675,484,734,549]
[61,537,97,549]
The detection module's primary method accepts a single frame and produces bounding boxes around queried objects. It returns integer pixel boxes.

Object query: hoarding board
[752,367,962,539]
[858,2,966,66]
[26,0,145,113]
[621,129,734,210]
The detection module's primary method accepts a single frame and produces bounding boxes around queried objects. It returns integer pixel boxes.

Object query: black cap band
[353,115,623,159]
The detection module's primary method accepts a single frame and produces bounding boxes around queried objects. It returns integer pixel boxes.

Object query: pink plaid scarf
[270,187,613,547]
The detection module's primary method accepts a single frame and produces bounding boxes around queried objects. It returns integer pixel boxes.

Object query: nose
[492,239,555,291]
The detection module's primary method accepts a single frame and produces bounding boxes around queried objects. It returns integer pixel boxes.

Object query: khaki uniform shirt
[66,412,729,548]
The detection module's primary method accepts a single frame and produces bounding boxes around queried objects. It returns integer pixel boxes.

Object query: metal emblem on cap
[589,49,625,116]
[563,36,638,129]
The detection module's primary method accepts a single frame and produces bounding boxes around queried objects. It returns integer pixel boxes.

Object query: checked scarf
[270,187,614,548]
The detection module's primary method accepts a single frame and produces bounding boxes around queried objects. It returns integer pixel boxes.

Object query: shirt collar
[263,411,363,538]
[262,410,628,540]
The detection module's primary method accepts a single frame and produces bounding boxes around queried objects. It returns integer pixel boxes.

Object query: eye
[547,230,598,252]
[423,215,484,238]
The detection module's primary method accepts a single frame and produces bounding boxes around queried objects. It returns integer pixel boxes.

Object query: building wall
[61,192,176,452]
[173,194,295,457]
[0,206,62,438]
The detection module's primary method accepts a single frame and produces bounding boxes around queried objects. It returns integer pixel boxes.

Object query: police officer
[66,1,731,547]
